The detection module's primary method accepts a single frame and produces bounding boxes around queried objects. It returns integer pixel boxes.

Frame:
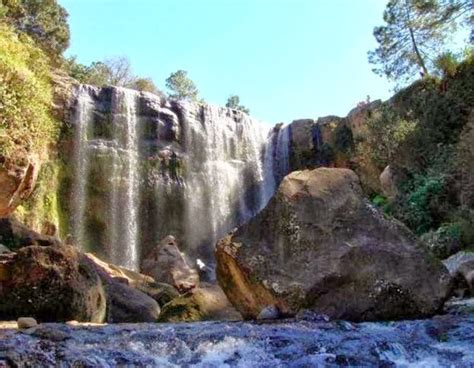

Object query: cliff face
[63,84,279,270]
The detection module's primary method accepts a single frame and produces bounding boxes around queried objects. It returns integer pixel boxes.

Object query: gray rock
[257,305,280,320]
[141,235,199,293]
[17,317,37,329]
[217,168,451,321]
[443,251,474,297]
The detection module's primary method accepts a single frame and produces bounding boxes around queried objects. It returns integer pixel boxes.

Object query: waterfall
[183,103,267,259]
[261,124,291,207]
[72,85,93,248]
[71,85,288,268]
[111,88,140,270]
[72,86,141,270]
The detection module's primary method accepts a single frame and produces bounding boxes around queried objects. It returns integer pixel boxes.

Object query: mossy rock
[158,294,203,323]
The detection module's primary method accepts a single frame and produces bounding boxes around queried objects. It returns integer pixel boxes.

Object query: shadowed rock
[0,245,106,323]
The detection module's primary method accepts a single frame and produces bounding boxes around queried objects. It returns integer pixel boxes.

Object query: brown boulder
[0,156,40,218]
[0,245,106,323]
[141,235,199,293]
[216,168,451,321]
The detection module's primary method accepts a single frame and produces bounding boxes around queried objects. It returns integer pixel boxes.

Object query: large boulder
[216,168,451,321]
[0,245,106,323]
[0,217,60,251]
[83,254,161,323]
[0,156,40,218]
[141,235,199,293]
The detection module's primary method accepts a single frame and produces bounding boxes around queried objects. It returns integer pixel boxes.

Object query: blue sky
[60,0,392,125]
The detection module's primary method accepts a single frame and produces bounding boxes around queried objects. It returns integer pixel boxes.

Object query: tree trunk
[408,26,429,76]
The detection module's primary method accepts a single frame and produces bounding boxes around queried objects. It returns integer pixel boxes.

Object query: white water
[73,87,141,270]
[72,85,93,248]
[261,125,291,207]
[72,86,289,268]
[183,103,268,257]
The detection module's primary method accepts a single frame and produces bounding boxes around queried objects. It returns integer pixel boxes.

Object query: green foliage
[64,56,164,96]
[334,124,354,153]
[0,0,70,61]
[421,223,461,258]
[0,24,57,159]
[225,95,250,114]
[434,51,461,77]
[372,194,393,215]
[165,70,199,101]
[368,0,470,84]
[359,105,417,170]
[399,173,445,234]
[131,77,163,96]
[15,159,69,237]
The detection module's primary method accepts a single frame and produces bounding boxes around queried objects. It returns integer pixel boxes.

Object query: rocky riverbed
[1,299,473,367]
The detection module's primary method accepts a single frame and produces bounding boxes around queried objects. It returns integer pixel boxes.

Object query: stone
[443,251,474,297]
[104,281,161,323]
[0,245,106,323]
[216,168,451,321]
[158,284,241,322]
[141,235,199,293]
[0,156,40,218]
[257,305,280,320]
[82,254,161,323]
[0,217,61,251]
[379,165,399,200]
[17,317,38,329]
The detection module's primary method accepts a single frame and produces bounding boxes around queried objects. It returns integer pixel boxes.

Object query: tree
[368,0,469,84]
[103,57,136,87]
[130,77,164,97]
[165,70,199,101]
[0,0,70,61]
[225,95,250,114]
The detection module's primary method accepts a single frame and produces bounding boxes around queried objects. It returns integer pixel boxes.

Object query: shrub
[421,223,461,259]
[0,24,57,160]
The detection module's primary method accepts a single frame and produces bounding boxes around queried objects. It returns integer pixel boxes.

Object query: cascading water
[72,85,94,248]
[182,103,268,259]
[71,85,289,269]
[72,86,141,270]
[261,124,291,207]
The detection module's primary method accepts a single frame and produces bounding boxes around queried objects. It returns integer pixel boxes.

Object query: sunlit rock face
[69,85,291,270]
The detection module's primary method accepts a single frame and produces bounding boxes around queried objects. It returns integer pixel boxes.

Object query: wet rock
[0,217,60,251]
[0,156,40,218]
[216,168,451,321]
[158,284,241,322]
[141,235,199,293]
[0,245,106,323]
[257,305,280,320]
[17,317,37,330]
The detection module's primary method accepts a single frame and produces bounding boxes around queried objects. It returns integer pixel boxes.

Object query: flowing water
[71,86,287,269]
[1,299,473,367]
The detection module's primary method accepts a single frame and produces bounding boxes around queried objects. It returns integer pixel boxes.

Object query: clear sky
[60,0,393,125]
